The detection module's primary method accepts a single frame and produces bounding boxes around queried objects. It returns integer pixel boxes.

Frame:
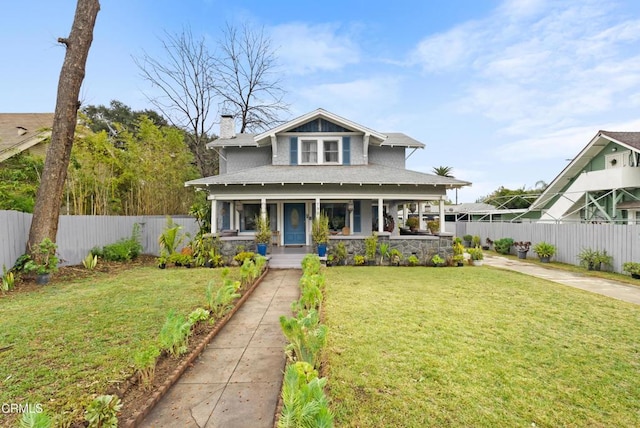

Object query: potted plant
[471,235,481,248]
[493,238,514,255]
[389,248,403,266]
[405,216,419,232]
[311,213,330,257]
[578,248,608,270]
[623,262,640,279]
[364,234,378,265]
[157,255,168,269]
[514,241,531,259]
[379,242,390,265]
[594,250,613,271]
[462,234,472,248]
[254,214,272,256]
[468,247,484,266]
[24,238,59,284]
[483,238,492,251]
[533,241,556,263]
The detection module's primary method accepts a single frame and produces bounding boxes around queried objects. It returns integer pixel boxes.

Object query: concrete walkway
[483,254,640,305]
[140,269,300,428]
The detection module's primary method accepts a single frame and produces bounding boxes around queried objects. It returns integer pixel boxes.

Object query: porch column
[261,198,267,219]
[418,202,424,230]
[315,197,321,218]
[210,197,217,234]
[230,200,236,230]
[403,204,408,227]
[439,199,446,233]
[378,198,384,233]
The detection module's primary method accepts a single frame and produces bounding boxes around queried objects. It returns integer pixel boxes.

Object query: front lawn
[323,266,640,427]
[0,266,233,425]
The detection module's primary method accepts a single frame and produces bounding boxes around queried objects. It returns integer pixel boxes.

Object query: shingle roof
[186,163,470,187]
[0,113,53,158]
[599,131,640,150]
[207,132,424,148]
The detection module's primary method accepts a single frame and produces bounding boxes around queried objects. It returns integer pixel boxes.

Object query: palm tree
[432,166,454,177]
[432,166,457,204]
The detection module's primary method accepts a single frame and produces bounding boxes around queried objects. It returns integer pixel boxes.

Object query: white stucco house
[530,131,640,224]
[186,108,470,246]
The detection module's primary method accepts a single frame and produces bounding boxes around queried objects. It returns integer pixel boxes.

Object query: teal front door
[284,203,306,245]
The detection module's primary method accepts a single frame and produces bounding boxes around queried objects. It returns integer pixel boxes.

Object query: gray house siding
[368,146,406,168]
[273,134,367,166]
[218,148,227,174]
[226,147,272,172]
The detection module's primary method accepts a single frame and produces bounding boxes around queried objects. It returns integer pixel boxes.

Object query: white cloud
[270,22,360,75]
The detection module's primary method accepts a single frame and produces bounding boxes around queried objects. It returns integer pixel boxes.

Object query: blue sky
[3,0,640,203]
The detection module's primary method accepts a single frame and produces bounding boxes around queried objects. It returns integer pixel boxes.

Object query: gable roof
[0,113,54,162]
[530,130,640,210]
[186,163,470,188]
[207,108,425,149]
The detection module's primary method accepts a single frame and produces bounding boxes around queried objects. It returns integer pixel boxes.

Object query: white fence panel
[455,222,640,273]
[0,210,31,269]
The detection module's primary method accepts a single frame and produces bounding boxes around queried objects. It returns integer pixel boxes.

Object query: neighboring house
[530,131,640,224]
[0,113,54,162]
[186,108,470,246]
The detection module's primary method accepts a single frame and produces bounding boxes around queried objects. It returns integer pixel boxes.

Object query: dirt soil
[2,255,246,427]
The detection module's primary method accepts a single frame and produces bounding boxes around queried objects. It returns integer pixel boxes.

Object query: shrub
[233,251,255,265]
[96,224,143,262]
[407,254,420,266]
[354,255,365,266]
[623,262,640,276]
[493,238,514,255]
[533,241,556,258]
[188,308,210,326]
[84,395,122,428]
[364,234,378,261]
[405,216,419,230]
[301,254,322,274]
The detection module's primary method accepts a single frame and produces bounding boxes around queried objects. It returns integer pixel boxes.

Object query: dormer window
[299,137,342,165]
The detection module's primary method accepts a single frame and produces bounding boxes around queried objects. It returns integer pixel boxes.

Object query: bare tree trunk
[27,0,100,251]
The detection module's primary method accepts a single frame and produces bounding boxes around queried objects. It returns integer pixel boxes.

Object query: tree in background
[478,185,544,210]
[214,23,288,133]
[135,28,218,177]
[0,153,44,212]
[82,99,168,135]
[432,166,453,177]
[27,0,100,252]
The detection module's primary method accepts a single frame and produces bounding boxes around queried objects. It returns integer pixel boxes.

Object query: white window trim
[299,137,343,165]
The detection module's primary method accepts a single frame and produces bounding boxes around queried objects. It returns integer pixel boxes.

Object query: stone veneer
[217,232,454,266]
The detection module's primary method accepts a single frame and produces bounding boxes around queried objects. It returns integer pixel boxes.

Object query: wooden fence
[0,211,200,269]
[452,221,640,273]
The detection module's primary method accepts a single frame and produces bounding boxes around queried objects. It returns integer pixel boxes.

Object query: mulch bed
[2,256,269,427]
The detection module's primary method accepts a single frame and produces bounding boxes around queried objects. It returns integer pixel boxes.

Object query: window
[324,140,339,163]
[298,138,342,165]
[301,140,318,164]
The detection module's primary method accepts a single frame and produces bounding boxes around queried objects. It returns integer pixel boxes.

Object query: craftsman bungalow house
[186,109,470,246]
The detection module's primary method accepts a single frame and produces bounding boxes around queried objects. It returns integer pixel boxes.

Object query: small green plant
[233,251,255,265]
[379,242,390,265]
[23,238,59,275]
[82,252,98,270]
[407,254,420,266]
[354,255,365,266]
[206,279,241,319]
[1,265,15,292]
[533,241,556,259]
[622,262,640,277]
[158,309,191,357]
[84,395,122,428]
[19,410,52,428]
[279,309,328,368]
[254,214,272,244]
[311,212,330,245]
[188,308,210,326]
[462,234,472,245]
[133,344,160,390]
[471,235,481,248]
[468,247,484,261]
[389,248,403,266]
[427,219,440,234]
[158,216,185,257]
[278,362,334,428]
[301,254,322,274]
[431,254,445,266]
[405,216,419,230]
[578,248,611,270]
[493,238,514,255]
[364,234,378,263]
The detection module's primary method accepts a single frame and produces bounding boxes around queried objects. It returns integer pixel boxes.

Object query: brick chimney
[220,115,236,139]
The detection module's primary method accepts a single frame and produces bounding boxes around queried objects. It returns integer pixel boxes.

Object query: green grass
[0,267,234,424]
[323,266,640,427]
